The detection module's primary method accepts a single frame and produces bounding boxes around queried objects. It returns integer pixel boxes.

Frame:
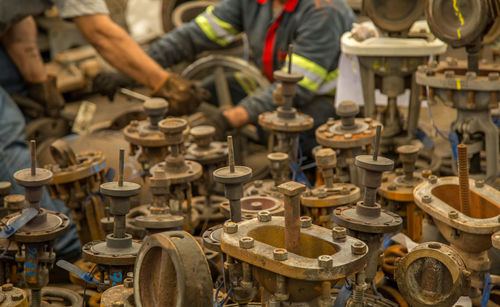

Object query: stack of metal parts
[258,45,314,162]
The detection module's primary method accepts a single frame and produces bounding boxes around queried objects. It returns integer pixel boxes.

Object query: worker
[0,1,205,258]
[101,0,355,155]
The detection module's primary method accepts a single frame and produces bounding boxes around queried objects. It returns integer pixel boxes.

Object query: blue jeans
[0,65,81,258]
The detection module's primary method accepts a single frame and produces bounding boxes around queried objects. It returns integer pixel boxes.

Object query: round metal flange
[150,160,203,184]
[134,231,213,307]
[185,141,228,164]
[213,165,252,185]
[220,196,283,219]
[4,209,70,243]
[301,183,360,208]
[244,179,282,199]
[82,239,141,266]
[101,181,141,198]
[332,204,402,234]
[0,284,28,306]
[364,0,425,34]
[48,151,106,185]
[258,111,314,133]
[356,155,394,172]
[379,172,423,202]
[315,118,381,149]
[395,242,470,307]
[202,224,223,252]
[13,168,53,187]
[100,284,134,307]
[124,119,168,147]
[426,0,490,47]
[134,214,184,229]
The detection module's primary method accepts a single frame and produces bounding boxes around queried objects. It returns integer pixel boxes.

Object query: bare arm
[1,16,47,83]
[73,14,169,89]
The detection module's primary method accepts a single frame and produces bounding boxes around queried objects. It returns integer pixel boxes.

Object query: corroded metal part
[316,117,381,149]
[185,125,228,165]
[123,98,169,147]
[134,231,213,307]
[220,216,367,281]
[258,111,314,133]
[3,209,70,243]
[220,196,284,219]
[244,152,289,199]
[202,224,223,252]
[413,176,500,246]
[244,179,282,199]
[41,287,83,307]
[395,242,470,307]
[363,0,425,34]
[45,140,107,244]
[100,282,134,307]
[0,284,28,307]
[82,239,141,266]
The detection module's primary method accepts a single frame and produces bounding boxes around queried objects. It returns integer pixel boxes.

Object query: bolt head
[254,180,263,188]
[466,71,477,79]
[475,179,485,188]
[344,133,353,139]
[300,216,312,228]
[1,284,12,291]
[11,293,23,301]
[446,57,458,66]
[112,302,125,307]
[318,255,333,268]
[257,210,272,222]
[332,227,347,242]
[277,181,306,197]
[444,70,455,78]
[124,277,133,288]
[351,242,367,255]
[489,72,500,81]
[327,118,336,126]
[388,185,397,191]
[273,248,288,261]
[239,237,255,249]
[315,148,336,168]
[421,169,432,178]
[317,188,327,198]
[223,221,238,234]
[448,210,459,219]
[422,195,432,203]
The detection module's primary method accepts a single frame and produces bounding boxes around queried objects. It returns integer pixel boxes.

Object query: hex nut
[317,188,327,198]
[273,248,288,261]
[239,237,255,249]
[388,185,397,191]
[124,277,133,288]
[428,175,438,184]
[344,133,352,139]
[223,221,238,234]
[448,210,459,219]
[332,227,347,242]
[489,72,500,81]
[475,180,485,188]
[351,242,367,255]
[11,293,23,301]
[254,180,263,188]
[257,210,272,222]
[1,284,12,291]
[318,255,333,268]
[422,195,432,203]
[300,216,312,228]
[112,302,125,307]
[421,169,432,178]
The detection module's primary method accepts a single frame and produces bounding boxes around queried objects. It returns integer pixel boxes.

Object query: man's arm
[1,17,46,83]
[72,14,168,89]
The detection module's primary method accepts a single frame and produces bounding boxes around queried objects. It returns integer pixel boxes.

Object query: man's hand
[92,72,136,101]
[152,74,210,116]
[223,106,250,128]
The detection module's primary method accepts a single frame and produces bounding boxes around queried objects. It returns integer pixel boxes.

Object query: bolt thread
[31,289,42,307]
[457,144,471,216]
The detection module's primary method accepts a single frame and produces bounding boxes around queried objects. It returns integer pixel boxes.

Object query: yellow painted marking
[453,0,465,39]
[456,78,461,90]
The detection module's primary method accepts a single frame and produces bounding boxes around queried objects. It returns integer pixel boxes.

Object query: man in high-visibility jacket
[145,0,355,154]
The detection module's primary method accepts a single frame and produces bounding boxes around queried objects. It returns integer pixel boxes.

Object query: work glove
[152,74,210,116]
[25,76,65,117]
[203,110,232,141]
[92,72,136,101]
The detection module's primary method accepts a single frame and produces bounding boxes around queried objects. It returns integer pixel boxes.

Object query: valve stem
[30,140,36,176]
